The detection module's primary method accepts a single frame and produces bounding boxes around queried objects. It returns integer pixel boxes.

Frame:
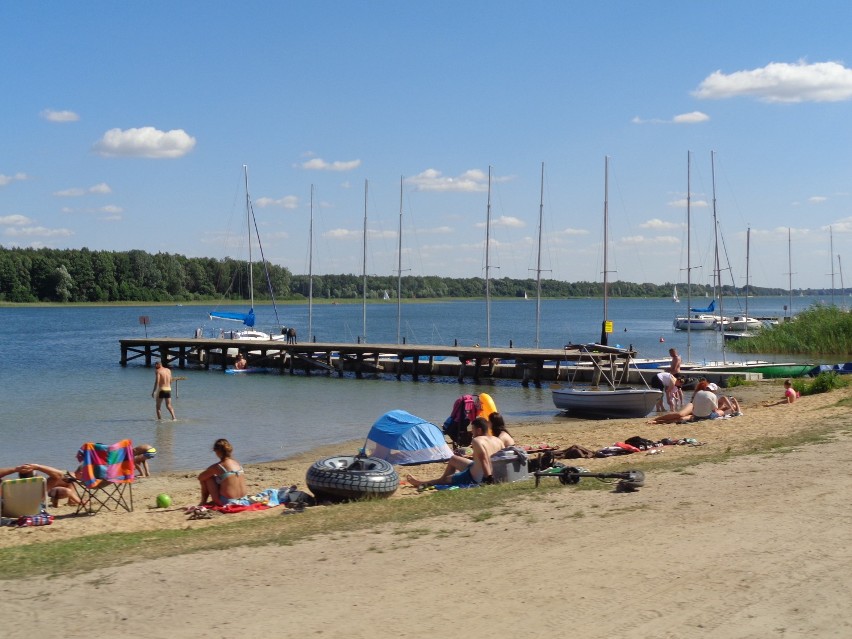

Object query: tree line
[0,246,794,303]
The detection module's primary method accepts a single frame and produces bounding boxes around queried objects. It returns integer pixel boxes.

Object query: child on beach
[763,379,800,406]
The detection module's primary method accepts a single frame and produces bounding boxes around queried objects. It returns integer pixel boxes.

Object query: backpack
[442,395,480,446]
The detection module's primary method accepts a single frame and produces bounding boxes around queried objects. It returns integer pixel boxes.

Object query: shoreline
[1,379,839,550]
[3,380,852,638]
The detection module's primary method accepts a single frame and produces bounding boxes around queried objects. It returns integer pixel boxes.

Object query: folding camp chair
[72,439,135,515]
[1,476,47,519]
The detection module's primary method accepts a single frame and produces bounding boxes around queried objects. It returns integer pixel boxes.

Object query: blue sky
[2,1,851,291]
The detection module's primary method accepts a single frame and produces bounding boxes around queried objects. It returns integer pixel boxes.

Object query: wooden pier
[119,338,761,387]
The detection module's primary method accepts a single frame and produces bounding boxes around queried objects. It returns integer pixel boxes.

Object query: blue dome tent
[364,410,453,466]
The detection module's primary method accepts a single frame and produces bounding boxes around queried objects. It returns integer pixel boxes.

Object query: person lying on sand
[406,418,502,488]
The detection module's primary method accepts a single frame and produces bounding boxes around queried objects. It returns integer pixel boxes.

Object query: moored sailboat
[551,157,662,418]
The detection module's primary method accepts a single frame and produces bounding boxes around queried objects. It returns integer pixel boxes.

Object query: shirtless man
[152,361,177,421]
[406,417,504,488]
[668,348,682,375]
[0,463,81,507]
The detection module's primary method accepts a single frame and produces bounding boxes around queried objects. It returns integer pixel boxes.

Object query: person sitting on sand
[406,418,503,488]
[133,444,157,477]
[706,383,743,416]
[488,412,514,448]
[197,438,248,506]
[0,463,82,507]
[691,384,726,420]
[763,379,800,406]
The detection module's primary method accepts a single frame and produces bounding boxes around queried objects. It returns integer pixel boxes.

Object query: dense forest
[0,246,796,303]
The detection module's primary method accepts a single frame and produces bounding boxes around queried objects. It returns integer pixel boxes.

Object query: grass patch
[2,411,851,580]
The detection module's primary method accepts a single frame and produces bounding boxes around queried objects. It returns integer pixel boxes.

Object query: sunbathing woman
[197,438,248,506]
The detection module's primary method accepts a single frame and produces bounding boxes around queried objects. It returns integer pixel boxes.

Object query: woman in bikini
[197,438,248,506]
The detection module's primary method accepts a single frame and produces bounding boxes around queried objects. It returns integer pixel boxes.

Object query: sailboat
[551,157,662,418]
[725,227,761,333]
[674,152,730,331]
[672,285,679,303]
[208,165,284,347]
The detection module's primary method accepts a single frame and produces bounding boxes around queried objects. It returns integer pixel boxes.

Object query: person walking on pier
[152,361,177,421]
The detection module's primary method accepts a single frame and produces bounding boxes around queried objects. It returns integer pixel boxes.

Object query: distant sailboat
[672,285,679,303]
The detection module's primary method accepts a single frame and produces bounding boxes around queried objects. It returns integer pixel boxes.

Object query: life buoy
[306,455,399,502]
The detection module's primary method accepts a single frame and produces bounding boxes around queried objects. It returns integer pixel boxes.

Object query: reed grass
[730,304,852,356]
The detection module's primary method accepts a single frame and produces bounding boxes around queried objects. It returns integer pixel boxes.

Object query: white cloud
[668,198,709,208]
[54,187,86,197]
[619,234,680,246]
[40,109,80,122]
[694,60,852,103]
[324,228,358,239]
[808,196,827,204]
[322,228,397,240]
[256,196,299,209]
[475,215,525,229]
[5,226,74,238]
[407,169,489,193]
[641,218,682,230]
[89,182,112,194]
[93,127,196,158]
[632,111,710,125]
[0,214,32,226]
[299,158,361,171]
[100,205,123,214]
[828,217,852,233]
[554,227,590,237]
[672,111,710,124]
[0,172,28,187]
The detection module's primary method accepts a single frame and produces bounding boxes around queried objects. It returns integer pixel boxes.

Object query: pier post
[412,354,419,381]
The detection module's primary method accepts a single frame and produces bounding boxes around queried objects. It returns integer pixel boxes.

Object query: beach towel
[76,440,135,487]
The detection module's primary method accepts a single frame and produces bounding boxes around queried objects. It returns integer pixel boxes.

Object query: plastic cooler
[490,449,530,483]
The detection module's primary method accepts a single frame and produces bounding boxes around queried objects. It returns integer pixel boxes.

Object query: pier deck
[119,338,759,387]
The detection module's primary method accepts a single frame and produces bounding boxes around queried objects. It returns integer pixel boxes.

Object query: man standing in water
[152,361,176,421]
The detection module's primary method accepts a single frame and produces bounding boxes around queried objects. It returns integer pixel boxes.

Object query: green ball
[156,493,172,508]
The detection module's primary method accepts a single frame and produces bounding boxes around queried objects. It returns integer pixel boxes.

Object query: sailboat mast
[686,151,692,363]
[830,226,836,306]
[600,156,609,346]
[244,165,254,309]
[485,166,492,347]
[362,179,368,342]
[744,226,751,328]
[535,162,544,348]
[397,176,404,345]
[787,227,793,320]
[711,151,722,330]
[308,184,314,341]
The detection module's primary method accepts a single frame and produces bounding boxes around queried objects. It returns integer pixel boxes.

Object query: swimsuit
[158,389,171,398]
[142,447,157,459]
[214,463,244,485]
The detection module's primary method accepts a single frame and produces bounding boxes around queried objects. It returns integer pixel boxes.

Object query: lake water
[0,295,824,472]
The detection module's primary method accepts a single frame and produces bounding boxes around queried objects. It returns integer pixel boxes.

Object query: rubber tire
[306,456,399,502]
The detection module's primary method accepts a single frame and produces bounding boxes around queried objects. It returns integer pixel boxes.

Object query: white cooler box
[490,448,531,483]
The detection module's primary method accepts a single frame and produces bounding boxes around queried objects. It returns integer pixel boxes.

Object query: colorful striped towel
[76,439,135,487]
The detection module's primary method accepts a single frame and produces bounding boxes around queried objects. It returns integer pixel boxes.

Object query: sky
[2,1,851,291]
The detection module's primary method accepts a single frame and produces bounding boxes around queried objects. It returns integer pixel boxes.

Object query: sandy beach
[2,380,851,638]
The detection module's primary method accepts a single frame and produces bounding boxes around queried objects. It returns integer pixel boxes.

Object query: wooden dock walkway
[119,337,587,386]
[119,338,761,387]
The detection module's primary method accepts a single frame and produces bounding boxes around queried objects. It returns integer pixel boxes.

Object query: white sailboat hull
[552,387,662,419]
[673,315,721,330]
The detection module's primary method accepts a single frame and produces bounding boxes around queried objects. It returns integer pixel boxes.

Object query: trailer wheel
[559,466,582,485]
